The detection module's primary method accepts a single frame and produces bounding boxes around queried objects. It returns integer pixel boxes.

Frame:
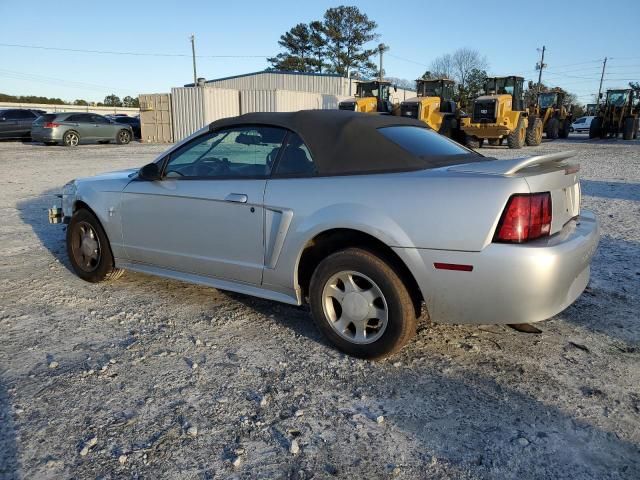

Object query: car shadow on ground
[0,378,20,479]
[582,180,640,202]
[373,361,640,478]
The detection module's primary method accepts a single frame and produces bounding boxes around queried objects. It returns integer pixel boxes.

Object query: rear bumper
[395,210,599,325]
[31,128,63,142]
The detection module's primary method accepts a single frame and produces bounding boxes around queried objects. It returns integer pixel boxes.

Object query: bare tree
[452,48,488,91]
[428,53,454,79]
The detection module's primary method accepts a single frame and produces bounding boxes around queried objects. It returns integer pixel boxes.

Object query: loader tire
[546,118,560,139]
[488,139,500,146]
[464,134,481,149]
[589,117,603,139]
[559,118,571,139]
[623,117,635,140]
[526,117,543,146]
[507,117,526,149]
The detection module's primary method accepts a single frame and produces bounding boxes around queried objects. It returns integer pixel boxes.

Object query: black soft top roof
[209,110,478,176]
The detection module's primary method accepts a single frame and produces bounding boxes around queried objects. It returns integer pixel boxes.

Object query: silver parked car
[50,111,599,358]
[32,112,133,146]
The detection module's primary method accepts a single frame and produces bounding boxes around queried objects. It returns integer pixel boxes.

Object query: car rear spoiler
[449,150,577,175]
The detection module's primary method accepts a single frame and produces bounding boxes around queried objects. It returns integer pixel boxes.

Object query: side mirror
[138,162,161,181]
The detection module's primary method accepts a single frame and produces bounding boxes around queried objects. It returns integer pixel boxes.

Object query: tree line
[0,93,139,108]
[269,6,585,110]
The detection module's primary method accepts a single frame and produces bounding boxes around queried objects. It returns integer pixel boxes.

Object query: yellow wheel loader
[339,81,399,114]
[529,90,573,140]
[589,89,640,140]
[460,76,535,149]
[399,78,462,140]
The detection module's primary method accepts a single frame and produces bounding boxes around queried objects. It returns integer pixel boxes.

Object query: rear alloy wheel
[622,117,635,140]
[63,130,80,147]
[546,118,560,139]
[309,248,417,359]
[116,129,131,145]
[507,116,526,149]
[526,117,543,146]
[67,209,124,283]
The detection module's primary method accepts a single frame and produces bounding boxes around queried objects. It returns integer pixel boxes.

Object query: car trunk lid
[449,151,581,235]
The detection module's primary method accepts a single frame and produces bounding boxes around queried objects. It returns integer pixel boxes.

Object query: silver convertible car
[51,110,599,358]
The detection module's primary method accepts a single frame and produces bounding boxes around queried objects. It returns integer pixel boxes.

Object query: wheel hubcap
[71,222,101,272]
[68,133,78,146]
[120,131,129,142]
[322,271,388,344]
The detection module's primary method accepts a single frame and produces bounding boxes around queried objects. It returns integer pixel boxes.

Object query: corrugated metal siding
[171,87,205,142]
[206,72,353,96]
[139,93,173,143]
[202,87,240,123]
[275,90,322,111]
[240,90,277,114]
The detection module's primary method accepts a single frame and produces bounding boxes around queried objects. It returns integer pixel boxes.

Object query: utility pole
[190,34,198,86]
[378,43,389,82]
[596,57,607,106]
[536,45,546,93]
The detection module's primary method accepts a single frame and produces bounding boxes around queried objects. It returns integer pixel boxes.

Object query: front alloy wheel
[117,129,131,145]
[63,131,79,147]
[70,221,101,272]
[66,209,124,282]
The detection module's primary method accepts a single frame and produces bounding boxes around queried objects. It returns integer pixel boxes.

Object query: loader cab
[538,92,559,110]
[485,76,525,111]
[416,79,456,113]
[340,81,396,113]
[605,89,631,108]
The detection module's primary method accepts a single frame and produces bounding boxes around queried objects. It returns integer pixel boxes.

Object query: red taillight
[43,122,60,128]
[494,193,552,243]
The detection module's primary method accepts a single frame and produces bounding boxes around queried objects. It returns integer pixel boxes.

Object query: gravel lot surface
[1,136,639,479]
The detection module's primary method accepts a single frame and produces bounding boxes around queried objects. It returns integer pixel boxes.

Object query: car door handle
[225,193,248,203]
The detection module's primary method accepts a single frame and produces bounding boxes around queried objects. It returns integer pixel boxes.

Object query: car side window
[13,110,36,119]
[164,126,287,179]
[273,133,316,176]
[3,110,21,120]
[68,114,92,123]
[91,115,109,124]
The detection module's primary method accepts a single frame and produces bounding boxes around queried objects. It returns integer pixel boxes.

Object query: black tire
[66,209,124,283]
[63,130,80,147]
[546,118,560,139]
[309,248,417,359]
[507,116,526,149]
[623,117,635,140]
[464,133,480,149]
[116,129,131,145]
[558,118,571,139]
[526,117,543,146]
[589,117,602,139]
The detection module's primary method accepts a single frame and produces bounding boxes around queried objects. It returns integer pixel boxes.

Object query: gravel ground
[0,136,639,479]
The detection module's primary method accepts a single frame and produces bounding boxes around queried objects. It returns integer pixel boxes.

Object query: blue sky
[1,0,639,104]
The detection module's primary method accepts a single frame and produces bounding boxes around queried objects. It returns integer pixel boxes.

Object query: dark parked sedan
[112,116,140,139]
[31,112,133,146]
[0,109,43,140]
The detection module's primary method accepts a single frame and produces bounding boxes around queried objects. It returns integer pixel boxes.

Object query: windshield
[418,81,442,97]
[538,93,557,109]
[356,83,387,99]
[607,91,629,107]
[486,78,515,95]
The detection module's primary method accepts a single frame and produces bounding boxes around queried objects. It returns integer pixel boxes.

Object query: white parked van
[570,116,595,134]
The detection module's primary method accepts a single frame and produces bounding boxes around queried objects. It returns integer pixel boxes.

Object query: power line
[0,42,269,58]
[386,53,429,67]
[0,68,130,93]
